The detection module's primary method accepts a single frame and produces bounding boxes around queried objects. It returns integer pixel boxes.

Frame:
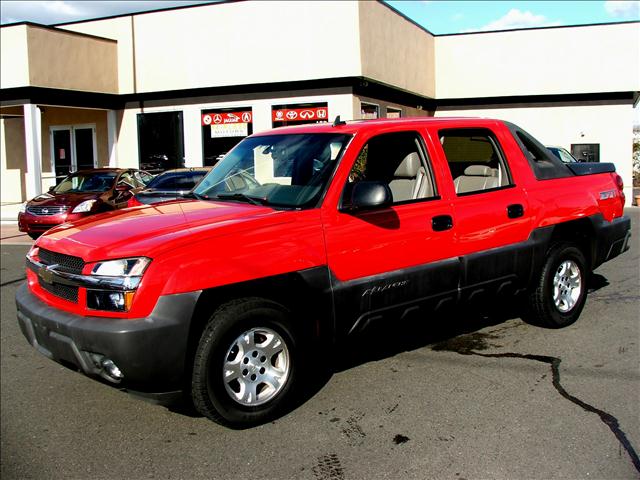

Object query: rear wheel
[191,298,299,427]
[525,242,587,328]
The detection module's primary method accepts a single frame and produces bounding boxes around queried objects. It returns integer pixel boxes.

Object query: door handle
[507,204,524,219]
[432,215,453,231]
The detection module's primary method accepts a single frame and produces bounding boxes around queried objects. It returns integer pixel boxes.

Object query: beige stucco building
[1,1,638,204]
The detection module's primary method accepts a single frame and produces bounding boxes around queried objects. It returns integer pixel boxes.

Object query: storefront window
[360,103,379,120]
[202,107,253,166]
[386,107,402,119]
[272,102,329,128]
[137,112,184,174]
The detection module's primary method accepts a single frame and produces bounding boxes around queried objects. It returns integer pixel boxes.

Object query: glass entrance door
[74,127,96,170]
[50,125,97,181]
[52,128,72,178]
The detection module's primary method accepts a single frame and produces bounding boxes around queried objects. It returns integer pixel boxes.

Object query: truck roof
[254,116,502,136]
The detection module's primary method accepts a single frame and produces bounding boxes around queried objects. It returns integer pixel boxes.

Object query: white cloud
[468,8,561,32]
[604,0,640,18]
[0,1,210,25]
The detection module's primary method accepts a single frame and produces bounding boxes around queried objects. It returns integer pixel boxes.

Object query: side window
[134,171,153,186]
[118,172,135,188]
[439,128,513,195]
[343,131,437,206]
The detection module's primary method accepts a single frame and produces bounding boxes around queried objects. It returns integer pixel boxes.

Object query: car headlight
[91,257,151,277]
[72,200,97,213]
[19,202,27,214]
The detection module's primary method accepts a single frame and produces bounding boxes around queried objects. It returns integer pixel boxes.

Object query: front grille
[38,277,79,303]
[26,205,69,216]
[39,248,85,274]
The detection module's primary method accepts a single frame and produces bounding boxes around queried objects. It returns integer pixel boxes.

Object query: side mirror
[346,181,393,211]
[115,183,132,192]
[48,186,55,192]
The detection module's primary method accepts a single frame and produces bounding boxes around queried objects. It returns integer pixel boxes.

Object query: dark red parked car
[18,168,152,239]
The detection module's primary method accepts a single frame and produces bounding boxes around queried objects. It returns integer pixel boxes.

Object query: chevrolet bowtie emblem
[38,265,58,285]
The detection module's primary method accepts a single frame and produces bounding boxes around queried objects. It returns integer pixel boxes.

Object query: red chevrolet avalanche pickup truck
[16,118,631,427]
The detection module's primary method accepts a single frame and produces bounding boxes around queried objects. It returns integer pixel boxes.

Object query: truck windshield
[193,133,351,208]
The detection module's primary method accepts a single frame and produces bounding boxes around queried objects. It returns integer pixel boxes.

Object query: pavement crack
[0,277,25,288]
[433,336,640,473]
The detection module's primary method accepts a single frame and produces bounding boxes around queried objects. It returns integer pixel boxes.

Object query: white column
[182,108,203,167]
[23,104,42,199]
[107,109,118,167]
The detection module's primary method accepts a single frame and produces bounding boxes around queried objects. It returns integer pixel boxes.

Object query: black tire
[191,297,299,428]
[524,242,588,328]
[27,232,41,240]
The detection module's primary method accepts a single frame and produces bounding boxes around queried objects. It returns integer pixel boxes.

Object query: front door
[322,130,459,336]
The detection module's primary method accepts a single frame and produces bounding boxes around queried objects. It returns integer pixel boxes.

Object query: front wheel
[191,298,299,427]
[524,242,588,328]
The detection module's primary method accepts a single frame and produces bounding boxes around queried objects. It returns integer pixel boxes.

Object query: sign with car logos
[271,106,329,123]
[201,112,252,126]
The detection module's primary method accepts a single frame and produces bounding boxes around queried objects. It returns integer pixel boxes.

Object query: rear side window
[343,131,437,207]
[439,128,513,195]
[505,122,573,180]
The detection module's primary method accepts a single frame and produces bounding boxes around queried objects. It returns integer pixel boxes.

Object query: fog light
[87,290,135,312]
[101,359,124,381]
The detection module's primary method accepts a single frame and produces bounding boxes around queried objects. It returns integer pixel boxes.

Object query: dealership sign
[272,107,328,123]
[202,111,252,126]
[210,123,249,138]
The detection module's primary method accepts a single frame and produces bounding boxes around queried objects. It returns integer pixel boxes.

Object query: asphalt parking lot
[1,210,638,480]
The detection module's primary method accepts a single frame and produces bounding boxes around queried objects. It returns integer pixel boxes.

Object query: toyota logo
[286,111,298,120]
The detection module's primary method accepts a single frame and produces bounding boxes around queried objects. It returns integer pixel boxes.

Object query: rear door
[427,124,532,302]
[322,129,458,336]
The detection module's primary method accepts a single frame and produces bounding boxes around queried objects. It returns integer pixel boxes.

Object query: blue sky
[1,0,638,30]
[387,1,639,34]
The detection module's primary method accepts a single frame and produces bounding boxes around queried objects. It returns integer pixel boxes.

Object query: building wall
[0,117,27,203]
[435,23,640,98]
[436,102,636,205]
[26,26,118,93]
[61,2,362,94]
[0,25,29,89]
[60,17,135,94]
[358,1,435,98]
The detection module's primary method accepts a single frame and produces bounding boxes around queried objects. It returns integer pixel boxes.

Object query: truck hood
[37,200,288,262]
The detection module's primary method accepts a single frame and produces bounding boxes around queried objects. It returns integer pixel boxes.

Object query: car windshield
[146,171,208,191]
[193,133,351,208]
[53,172,118,193]
[548,147,577,163]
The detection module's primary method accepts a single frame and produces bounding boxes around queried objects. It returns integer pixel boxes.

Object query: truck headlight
[91,257,151,277]
[87,257,151,312]
[72,200,97,213]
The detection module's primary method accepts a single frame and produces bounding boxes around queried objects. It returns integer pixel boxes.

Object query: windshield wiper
[215,192,269,206]
[183,192,209,200]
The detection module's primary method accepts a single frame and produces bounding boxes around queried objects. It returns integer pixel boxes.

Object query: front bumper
[18,211,88,234]
[16,283,200,400]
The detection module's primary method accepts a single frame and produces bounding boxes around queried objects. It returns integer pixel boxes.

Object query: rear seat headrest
[394,152,421,178]
[464,165,493,176]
